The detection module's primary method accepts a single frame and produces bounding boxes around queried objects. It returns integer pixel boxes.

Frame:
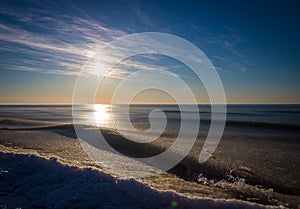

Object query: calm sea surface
[0,104,299,124]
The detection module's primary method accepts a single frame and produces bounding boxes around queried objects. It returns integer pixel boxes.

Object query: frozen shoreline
[0,151,284,209]
[0,110,299,208]
[0,118,299,208]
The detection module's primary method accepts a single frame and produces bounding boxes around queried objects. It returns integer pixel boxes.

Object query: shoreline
[0,125,299,208]
[0,150,285,209]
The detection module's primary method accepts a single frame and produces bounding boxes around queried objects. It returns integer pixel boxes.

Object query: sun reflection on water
[93,104,110,125]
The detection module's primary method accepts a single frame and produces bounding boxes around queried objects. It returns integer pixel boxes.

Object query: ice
[0,151,284,209]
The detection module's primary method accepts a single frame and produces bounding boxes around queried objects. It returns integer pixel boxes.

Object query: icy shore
[0,151,284,209]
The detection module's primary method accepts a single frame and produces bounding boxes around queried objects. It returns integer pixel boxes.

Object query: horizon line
[0,103,299,105]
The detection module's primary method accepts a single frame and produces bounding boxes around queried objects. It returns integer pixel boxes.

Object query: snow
[0,151,284,209]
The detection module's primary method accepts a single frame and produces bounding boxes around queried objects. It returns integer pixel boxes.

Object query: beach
[0,104,299,208]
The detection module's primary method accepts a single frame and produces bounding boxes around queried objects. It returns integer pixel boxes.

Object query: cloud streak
[0,2,252,79]
[0,4,126,76]
[206,32,253,72]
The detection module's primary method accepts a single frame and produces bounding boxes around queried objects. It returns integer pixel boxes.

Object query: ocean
[0,104,299,208]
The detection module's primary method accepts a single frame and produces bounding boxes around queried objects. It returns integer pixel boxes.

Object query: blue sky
[0,0,299,104]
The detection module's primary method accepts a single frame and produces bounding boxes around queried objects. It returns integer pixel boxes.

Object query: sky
[0,0,299,104]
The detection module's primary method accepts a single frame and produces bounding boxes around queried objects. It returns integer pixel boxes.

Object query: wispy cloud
[0,2,252,79]
[189,24,252,73]
[0,4,126,76]
[207,32,253,72]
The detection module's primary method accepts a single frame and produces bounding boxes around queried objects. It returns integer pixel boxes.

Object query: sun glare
[94,104,110,125]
